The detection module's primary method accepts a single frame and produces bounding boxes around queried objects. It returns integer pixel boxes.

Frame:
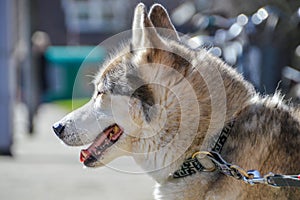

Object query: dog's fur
[53,3,300,200]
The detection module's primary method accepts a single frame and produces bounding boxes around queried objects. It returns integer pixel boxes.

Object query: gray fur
[53,3,300,200]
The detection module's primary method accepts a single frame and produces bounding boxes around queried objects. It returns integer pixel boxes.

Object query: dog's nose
[52,123,65,137]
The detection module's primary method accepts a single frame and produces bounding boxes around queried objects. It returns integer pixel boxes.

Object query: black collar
[171,121,235,179]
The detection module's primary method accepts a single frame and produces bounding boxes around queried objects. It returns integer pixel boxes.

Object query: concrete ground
[0,103,155,200]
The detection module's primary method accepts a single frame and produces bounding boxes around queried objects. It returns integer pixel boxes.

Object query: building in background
[30,0,184,45]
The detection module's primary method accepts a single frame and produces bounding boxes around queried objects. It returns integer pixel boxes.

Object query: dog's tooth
[113,125,120,133]
[80,149,89,162]
[81,150,88,157]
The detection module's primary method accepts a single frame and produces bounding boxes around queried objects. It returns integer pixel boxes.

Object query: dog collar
[171,121,235,179]
[170,121,300,188]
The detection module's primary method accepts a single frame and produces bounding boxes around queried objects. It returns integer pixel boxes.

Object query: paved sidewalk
[0,103,155,200]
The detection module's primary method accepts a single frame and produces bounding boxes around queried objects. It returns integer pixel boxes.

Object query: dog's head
[52,3,191,168]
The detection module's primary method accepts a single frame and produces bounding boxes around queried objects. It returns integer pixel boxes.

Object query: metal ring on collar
[192,151,216,172]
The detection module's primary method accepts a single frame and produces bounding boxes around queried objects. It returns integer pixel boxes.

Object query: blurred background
[0,0,300,199]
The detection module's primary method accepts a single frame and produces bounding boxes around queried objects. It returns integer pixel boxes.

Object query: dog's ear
[148,4,180,41]
[132,3,166,50]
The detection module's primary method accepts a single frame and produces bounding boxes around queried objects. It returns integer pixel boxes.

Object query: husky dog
[53,3,299,200]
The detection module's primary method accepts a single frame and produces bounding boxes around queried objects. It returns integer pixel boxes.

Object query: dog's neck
[132,52,255,183]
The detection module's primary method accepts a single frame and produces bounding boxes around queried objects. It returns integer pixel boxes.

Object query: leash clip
[204,151,248,179]
[243,170,267,185]
[243,170,282,187]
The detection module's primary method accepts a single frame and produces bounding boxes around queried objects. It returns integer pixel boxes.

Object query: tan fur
[54,3,300,200]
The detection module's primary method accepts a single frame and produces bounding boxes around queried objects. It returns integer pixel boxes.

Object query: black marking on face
[102,64,155,122]
[132,85,155,122]
[129,43,134,54]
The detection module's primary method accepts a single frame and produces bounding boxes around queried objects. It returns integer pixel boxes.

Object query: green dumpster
[44,46,105,102]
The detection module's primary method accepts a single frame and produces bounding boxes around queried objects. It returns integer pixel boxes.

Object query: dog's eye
[96,91,104,96]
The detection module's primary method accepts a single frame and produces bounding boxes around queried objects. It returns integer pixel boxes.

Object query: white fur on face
[54,93,120,146]
[54,87,146,165]
[54,100,102,146]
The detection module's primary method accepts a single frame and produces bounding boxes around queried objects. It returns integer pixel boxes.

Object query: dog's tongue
[79,126,114,163]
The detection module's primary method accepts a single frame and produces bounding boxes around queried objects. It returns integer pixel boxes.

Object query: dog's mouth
[80,124,123,166]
